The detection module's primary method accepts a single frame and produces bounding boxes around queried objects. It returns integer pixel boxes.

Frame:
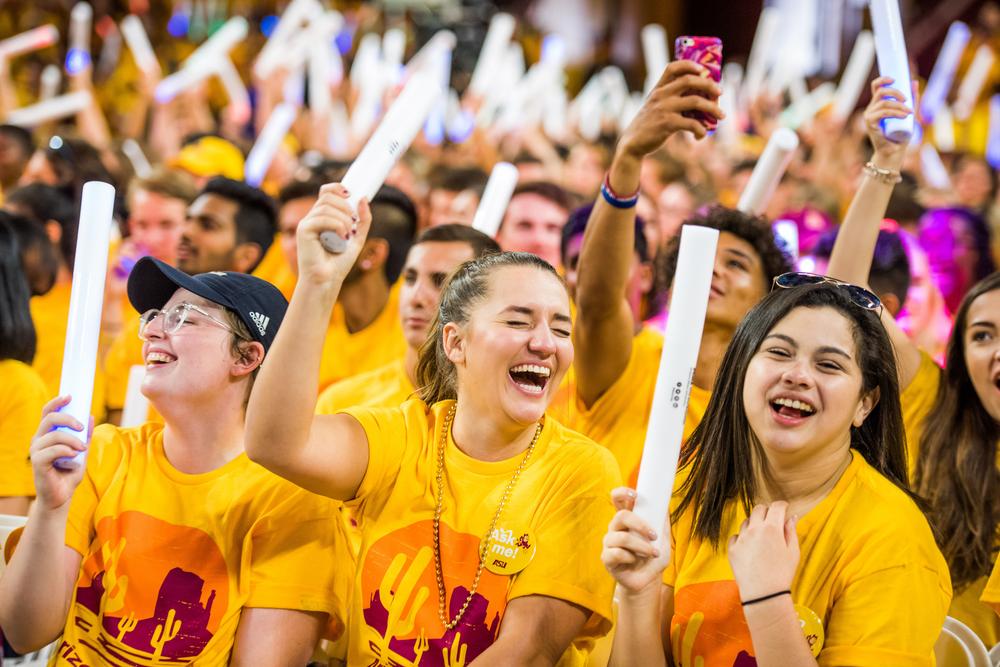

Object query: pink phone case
[674,36,723,132]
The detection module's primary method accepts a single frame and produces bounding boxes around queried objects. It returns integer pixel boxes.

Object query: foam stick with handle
[244,103,298,187]
[641,24,669,96]
[120,365,150,427]
[743,6,780,101]
[39,65,62,101]
[53,181,115,470]
[0,25,59,60]
[323,68,440,253]
[468,13,515,98]
[869,0,914,143]
[831,30,874,121]
[5,90,91,127]
[954,44,995,121]
[65,2,92,74]
[921,22,970,122]
[633,226,719,534]
[736,127,799,215]
[471,162,519,238]
[120,15,160,77]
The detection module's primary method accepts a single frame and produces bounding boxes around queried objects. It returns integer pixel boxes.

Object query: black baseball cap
[127,257,288,352]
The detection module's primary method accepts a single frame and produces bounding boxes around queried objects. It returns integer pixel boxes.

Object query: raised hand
[727,501,800,602]
[601,487,671,594]
[618,59,724,160]
[863,76,913,166]
[295,183,373,287]
[29,396,91,511]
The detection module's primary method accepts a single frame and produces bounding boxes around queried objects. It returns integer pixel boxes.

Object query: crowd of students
[0,6,997,667]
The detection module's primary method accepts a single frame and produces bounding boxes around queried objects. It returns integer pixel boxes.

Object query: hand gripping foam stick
[322,68,440,253]
[0,26,59,60]
[954,44,996,121]
[736,127,799,215]
[120,365,150,428]
[468,13,515,98]
[244,103,298,187]
[471,162,519,238]
[921,22,970,122]
[869,0,915,143]
[633,226,719,534]
[54,181,115,469]
[65,2,92,75]
[120,15,161,77]
[5,90,91,127]
[832,30,874,121]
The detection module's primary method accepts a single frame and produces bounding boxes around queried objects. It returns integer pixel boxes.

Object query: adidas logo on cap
[249,311,270,337]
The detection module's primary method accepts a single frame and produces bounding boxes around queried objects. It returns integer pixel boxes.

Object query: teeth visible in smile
[510,364,551,377]
[513,381,544,394]
[772,397,815,414]
[146,352,175,364]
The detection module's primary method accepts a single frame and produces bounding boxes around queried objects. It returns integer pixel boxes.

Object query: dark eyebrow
[763,333,796,346]
[723,247,756,264]
[501,305,572,324]
[969,320,997,330]
[816,346,853,361]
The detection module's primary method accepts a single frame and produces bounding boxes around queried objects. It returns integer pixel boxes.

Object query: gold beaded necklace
[433,403,543,631]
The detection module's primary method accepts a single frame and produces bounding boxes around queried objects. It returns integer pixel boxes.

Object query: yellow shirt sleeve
[0,361,48,497]
[900,351,941,472]
[65,424,125,556]
[340,402,414,510]
[983,559,1000,612]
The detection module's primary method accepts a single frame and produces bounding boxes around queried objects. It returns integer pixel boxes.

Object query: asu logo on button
[484,528,535,575]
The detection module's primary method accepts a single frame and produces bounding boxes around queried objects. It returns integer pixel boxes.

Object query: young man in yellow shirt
[0,258,345,664]
[316,224,500,413]
[495,181,575,272]
[103,177,277,424]
[275,179,418,390]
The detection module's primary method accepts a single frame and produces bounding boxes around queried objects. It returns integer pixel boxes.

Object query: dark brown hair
[416,251,562,404]
[675,283,911,546]
[914,272,1000,590]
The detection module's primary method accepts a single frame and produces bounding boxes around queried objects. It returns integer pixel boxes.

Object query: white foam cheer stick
[323,68,440,253]
[832,30,874,121]
[120,365,150,427]
[737,127,799,215]
[244,103,298,187]
[122,139,152,178]
[0,25,59,60]
[633,225,719,534]
[39,65,61,101]
[472,162,519,237]
[65,2,92,74]
[254,0,323,78]
[954,44,995,121]
[869,0,915,143]
[217,59,251,122]
[5,90,91,126]
[921,22,970,122]
[155,17,248,102]
[988,95,1000,168]
[121,15,161,77]
[641,24,669,96]
[54,181,115,469]
[743,6,780,101]
[919,143,951,190]
[933,105,955,152]
[469,13,515,98]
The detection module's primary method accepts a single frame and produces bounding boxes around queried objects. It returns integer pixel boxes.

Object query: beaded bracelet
[740,590,791,606]
[600,173,640,209]
[863,161,902,185]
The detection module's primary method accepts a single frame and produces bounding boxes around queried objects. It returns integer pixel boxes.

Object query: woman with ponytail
[245,184,620,666]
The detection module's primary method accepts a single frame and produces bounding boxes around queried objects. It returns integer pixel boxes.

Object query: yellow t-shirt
[560,328,711,487]
[341,399,620,666]
[30,280,108,424]
[664,453,951,666]
[899,350,942,473]
[251,239,297,301]
[319,283,406,391]
[56,423,346,666]
[0,360,47,497]
[982,559,1000,613]
[316,358,416,413]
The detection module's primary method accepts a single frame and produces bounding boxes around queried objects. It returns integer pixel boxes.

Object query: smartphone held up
[674,36,723,133]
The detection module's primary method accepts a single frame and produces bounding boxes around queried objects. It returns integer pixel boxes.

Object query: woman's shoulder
[543,416,623,483]
[0,358,47,394]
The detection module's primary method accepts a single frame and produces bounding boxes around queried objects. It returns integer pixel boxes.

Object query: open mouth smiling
[508,364,551,395]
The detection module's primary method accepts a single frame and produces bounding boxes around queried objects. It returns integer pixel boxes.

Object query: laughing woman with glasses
[826,78,1000,646]
[0,258,348,665]
[602,280,951,666]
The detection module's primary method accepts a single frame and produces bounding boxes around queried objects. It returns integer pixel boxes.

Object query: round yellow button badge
[795,604,825,657]
[482,529,536,575]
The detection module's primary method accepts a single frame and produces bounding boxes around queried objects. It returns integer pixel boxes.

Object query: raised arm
[0,397,87,652]
[575,60,721,407]
[244,184,372,501]
[826,77,921,387]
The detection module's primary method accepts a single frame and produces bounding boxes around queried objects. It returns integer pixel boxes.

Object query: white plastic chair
[989,642,1000,667]
[934,616,991,667]
[5,644,58,667]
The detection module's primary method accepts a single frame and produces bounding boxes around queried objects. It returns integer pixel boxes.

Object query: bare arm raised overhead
[575,60,722,407]
[826,77,921,387]
[244,184,372,501]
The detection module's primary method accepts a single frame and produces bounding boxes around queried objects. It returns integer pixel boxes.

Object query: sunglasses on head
[771,272,883,314]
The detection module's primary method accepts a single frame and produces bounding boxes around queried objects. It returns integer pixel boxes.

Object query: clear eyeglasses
[138,302,248,341]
